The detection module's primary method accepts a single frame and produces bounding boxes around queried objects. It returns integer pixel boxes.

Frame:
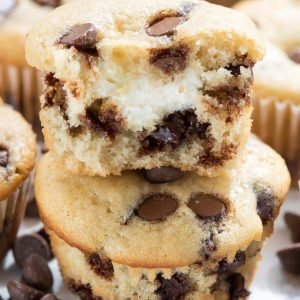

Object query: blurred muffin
[0,99,37,262]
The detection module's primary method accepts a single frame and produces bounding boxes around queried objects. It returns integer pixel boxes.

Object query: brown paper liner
[252,98,300,180]
[0,174,33,263]
[0,63,42,137]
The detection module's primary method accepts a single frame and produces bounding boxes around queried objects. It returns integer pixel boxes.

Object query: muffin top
[0,0,70,66]
[0,99,37,200]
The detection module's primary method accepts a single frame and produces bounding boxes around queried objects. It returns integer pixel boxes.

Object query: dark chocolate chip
[288,47,300,64]
[285,212,300,243]
[41,294,60,300]
[187,193,226,221]
[143,167,185,184]
[87,253,114,279]
[0,0,16,21]
[0,145,8,168]
[155,273,189,300]
[136,193,179,222]
[225,64,247,77]
[22,254,53,292]
[7,280,45,300]
[218,251,246,274]
[277,244,300,275]
[147,15,187,37]
[60,23,97,51]
[227,273,250,300]
[44,73,59,87]
[150,44,189,74]
[69,282,102,300]
[255,187,276,224]
[33,0,60,7]
[13,234,52,267]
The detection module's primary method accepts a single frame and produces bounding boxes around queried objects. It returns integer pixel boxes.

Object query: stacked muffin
[26,0,291,299]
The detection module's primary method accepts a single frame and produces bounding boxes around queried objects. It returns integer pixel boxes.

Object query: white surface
[0,189,300,300]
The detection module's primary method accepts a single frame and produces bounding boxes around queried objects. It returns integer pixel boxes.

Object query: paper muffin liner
[252,98,300,179]
[0,63,42,138]
[0,174,33,263]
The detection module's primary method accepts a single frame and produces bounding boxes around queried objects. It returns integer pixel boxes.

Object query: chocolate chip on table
[136,193,179,222]
[143,167,185,184]
[87,253,114,279]
[255,186,276,224]
[277,243,300,275]
[288,47,300,64]
[22,253,53,292]
[150,44,189,74]
[227,273,250,300]
[0,145,8,168]
[7,280,45,300]
[33,0,60,7]
[0,0,16,21]
[218,251,246,274]
[147,14,187,37]
[41,294,60,300]
[187,193,226,221]
[155,273,189,300]
[60,23,98,52]
[285,212,300,243]
[13,234,52,267]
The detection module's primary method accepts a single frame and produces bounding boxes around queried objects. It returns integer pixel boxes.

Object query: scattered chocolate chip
[13,234,52,267]
[33,0,60,7]
[140,109,210,152]
[218,251,246,274]
[44,73,59,87]
[227,273,250,300]
[60,23,98,52]
[41,294,60,300]
[7,280,45,300]
[143,167,185,184]
[288,47,300,64]
[150,44,189,74]
[147,14,187,37]
[277,244,300,275]
[187,193,226,221]
[155,273,189,300]
[136,193,179,222]
[0,0,16,21]
[225,64,247,77]
[69,281,101,300]
[87,253,114,279]
[22,254,53,292]
[0,145,8,168]
[285,212,300,243]
[255,186,276,224]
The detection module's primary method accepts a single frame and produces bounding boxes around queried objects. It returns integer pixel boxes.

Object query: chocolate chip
[285,212,300,243]
[60,23,98,51]
[225,64,246,77]
[69,282,101,300]
[227,273,250,300]
[187,193,226,221]
[0,0,16,21]
[25,200,40,218]
[136,193,179,222]
[87,253,114,279]
[255,186,276,224]
[143,167,185,184]
[7,280,45,300]
[147,15,187,37]
[13,234,52,267]
[0,145,8,168]
[155,273,189,300]
[44,73,59,87]
[277,244,300,275]
[218,251,246,274]
[41,294,60,300]
[288,47,300,64]
[33,0,60,7]
[22,254,53,292]
[150,44,189,74]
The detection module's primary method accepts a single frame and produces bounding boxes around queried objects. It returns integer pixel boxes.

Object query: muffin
[0,0,70,133]
[25,0,264,177]
[235,0,300,175]
[35,136,290,299]
[0,99,37,262]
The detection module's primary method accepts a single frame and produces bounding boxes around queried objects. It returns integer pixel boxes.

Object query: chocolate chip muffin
[234,0,300,172]
[0,99,37,262]
[26,0,264,177]
[0,0,70,133]
[34,136,290,299]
